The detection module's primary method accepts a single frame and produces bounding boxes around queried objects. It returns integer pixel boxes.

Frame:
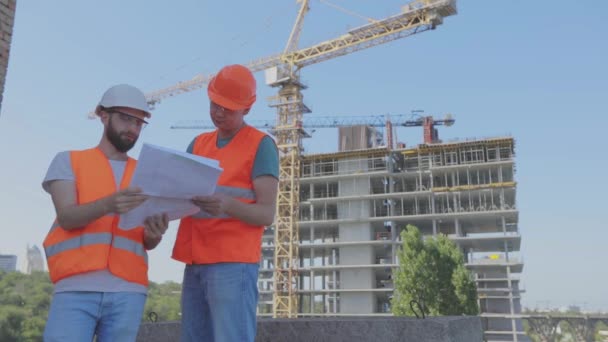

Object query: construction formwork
[258,137,528,342]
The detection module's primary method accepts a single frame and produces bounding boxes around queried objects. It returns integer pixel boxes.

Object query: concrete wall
[0,0,16,113]
[137,316,484,342]
[338,125,380,151]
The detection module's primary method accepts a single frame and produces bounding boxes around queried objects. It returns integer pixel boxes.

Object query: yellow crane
[142,0,457,318]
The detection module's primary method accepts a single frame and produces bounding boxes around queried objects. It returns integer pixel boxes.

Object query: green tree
[0,271,52,341]
[143,281,182,322]
[391,225,436,316]
[0,306,27,341]
[391,225,479,317]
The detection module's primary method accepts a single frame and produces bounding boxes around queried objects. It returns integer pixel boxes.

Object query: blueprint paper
[120,143,222,229]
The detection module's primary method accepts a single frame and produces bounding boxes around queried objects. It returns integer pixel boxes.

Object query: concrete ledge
[137,316,483,342]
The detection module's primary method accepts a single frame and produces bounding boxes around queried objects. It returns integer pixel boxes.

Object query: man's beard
[106,118,137,153]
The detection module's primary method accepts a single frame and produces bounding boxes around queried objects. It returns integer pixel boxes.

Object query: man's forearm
[225,199,275,227]
[57,197,110,230]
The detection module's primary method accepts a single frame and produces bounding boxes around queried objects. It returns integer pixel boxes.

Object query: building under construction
[257,126,528,342]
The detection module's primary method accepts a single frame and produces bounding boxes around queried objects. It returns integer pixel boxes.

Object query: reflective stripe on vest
[45,232,112,259]
[216,185,256,200]
[45,233,148,265]
[191,211,230,219]
[112,236,148,264]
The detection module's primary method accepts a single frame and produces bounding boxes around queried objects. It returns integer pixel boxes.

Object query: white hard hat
[95,84,151,118]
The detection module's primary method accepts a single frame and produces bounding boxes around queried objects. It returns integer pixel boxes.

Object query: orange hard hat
[207,64,256,111]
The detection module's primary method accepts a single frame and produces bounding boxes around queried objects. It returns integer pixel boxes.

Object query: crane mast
[269,3,309,318]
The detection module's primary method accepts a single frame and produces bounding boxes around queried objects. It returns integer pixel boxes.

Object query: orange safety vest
[172,125,267,264]
[43,148,148,286]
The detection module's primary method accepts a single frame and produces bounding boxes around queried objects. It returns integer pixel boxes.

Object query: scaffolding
[258,136,528,341]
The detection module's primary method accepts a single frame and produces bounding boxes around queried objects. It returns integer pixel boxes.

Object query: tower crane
[170,113,455,146]
[108,0,457,317]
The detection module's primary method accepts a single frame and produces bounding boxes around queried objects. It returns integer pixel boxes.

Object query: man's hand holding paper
[104,186,148,214]
[191,193,233,217]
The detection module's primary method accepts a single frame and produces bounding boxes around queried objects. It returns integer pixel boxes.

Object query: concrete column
[337,158,375,314]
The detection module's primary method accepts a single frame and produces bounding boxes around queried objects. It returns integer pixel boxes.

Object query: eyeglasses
[210,102,237,114]
[106,109,148,129]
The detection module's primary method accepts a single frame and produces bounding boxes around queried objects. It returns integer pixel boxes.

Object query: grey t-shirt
[43,151,147,294]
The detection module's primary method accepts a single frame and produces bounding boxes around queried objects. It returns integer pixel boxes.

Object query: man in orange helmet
[42,84,169,342]
[173,64,279,342]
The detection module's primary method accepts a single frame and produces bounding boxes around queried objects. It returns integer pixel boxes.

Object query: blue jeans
[44,291,146,342]
[181,263,259,342]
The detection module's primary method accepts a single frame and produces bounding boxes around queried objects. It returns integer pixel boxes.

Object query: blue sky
[1,1,606,311]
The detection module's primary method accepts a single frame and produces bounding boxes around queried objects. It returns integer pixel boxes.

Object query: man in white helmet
[41,84,168,342]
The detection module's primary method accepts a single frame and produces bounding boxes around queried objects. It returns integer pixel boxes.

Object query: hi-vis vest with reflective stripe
[172,125,267,264]
[43,148,148,286]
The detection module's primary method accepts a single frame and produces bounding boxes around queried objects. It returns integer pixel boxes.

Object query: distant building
[0,254,17,272]
[26,245,45,273]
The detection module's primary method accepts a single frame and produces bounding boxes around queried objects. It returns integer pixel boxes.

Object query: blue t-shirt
[186,132,279,180]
